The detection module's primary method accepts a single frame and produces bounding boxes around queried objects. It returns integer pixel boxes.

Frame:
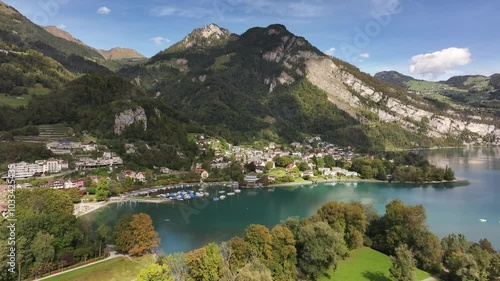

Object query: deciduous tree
[389,244,416,281]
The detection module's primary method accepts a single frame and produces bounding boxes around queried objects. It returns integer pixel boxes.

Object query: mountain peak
[98,47,146,60]
[166,23,233,52]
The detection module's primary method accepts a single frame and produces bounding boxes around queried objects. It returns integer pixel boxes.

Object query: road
[35,251,125,281]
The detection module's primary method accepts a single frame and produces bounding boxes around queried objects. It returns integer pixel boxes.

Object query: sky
[4,0,499,80]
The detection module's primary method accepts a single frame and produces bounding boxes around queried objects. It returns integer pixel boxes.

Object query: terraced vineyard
[14,124,77,143]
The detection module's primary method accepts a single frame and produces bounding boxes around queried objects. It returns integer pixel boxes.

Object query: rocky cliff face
[114,107,147,135]
[305,58,500,144]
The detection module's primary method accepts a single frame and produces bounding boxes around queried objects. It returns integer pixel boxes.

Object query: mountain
[44,26,87,46]
[97,48,145,61]
[2,8,500,153]
[0,1,110,74]
[374,71,420,88]
[163,23,236,54]
[43,26,146,61]
[375,70,500,117]
[120,23,500,149]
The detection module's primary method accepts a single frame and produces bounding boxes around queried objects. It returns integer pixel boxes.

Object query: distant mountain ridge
[375,70,500,117]
[43,26,145,61]
[119,23,500,148]
[2,0,500,150]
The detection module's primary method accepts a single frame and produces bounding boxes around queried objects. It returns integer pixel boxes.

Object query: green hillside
[320,247,433,281]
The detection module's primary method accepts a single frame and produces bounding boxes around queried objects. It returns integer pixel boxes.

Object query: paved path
[35,251,125,281]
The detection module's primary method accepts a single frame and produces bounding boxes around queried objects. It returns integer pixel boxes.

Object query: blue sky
[4,0,499,80]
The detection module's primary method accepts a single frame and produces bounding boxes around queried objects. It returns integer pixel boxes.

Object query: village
[0,134,364,210]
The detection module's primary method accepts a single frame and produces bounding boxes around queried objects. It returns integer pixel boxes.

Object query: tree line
[133,199,499,281]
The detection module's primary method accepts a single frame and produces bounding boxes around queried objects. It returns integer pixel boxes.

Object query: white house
[244,174,259,185]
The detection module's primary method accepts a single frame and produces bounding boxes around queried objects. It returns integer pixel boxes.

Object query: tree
[158,253,187,281]
[360,165,374,179]
[389,244,416,281]
[317,201,368,250]
[114,213,160,256]
[96,225,111,257]
[243,225,272,262]
[94,178,110,201]
[234,260,273,281]
[296,161,309,171]
[137,263,174,281]
[274,156,293,168]
[269,225,297,281]
[296,221,347,279]
[228,237,250,272]
[444,166,455,181]
[32,232,55,265]
[370,200,442,272]
[185,243,222,281]
[264,161,274,170]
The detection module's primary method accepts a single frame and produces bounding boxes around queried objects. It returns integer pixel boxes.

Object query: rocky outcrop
[305,58,500,144]
[264,71,295,92]
[114,107,147,135]
[178,23,232,49]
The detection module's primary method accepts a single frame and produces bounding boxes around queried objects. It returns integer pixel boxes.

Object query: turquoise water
[85,147,500,253]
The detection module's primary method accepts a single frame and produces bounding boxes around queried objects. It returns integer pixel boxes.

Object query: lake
[84,147,500,253]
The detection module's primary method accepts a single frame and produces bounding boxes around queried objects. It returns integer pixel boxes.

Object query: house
[303,170,315,177]
[244,174,259,185]
[4,158,68,179]
[345,171,359,177]
[64,180,77,189]
[160,167,172,174]
[123,170,137,179]
[285,163,295,171]
[318,168,332,176]
[135,172,147,182]
[82,141,97,152]
[255,165,266,174]
[267,175,276,182]
[200,170,209,179]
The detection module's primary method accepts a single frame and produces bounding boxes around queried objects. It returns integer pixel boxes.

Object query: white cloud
[324,48,336,56]
[353,52,370,62]
[150,36,171,45]
[56,24,66,30]
[97,6,111,15]
[409,47,472,78]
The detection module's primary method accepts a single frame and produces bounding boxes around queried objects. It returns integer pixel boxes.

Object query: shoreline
[74,178,469,217]
[267,177,468,188]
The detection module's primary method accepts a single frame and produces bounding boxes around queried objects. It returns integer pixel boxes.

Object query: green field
[0,84,51,107]
[0,93,31,107]
[320,247,433,281]
[43,255,155,281]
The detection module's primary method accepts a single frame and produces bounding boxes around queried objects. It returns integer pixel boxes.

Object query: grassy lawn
[0,93,31,107]
[267,168,287,177]
[44,255,155,281]
[320,247,433,281]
